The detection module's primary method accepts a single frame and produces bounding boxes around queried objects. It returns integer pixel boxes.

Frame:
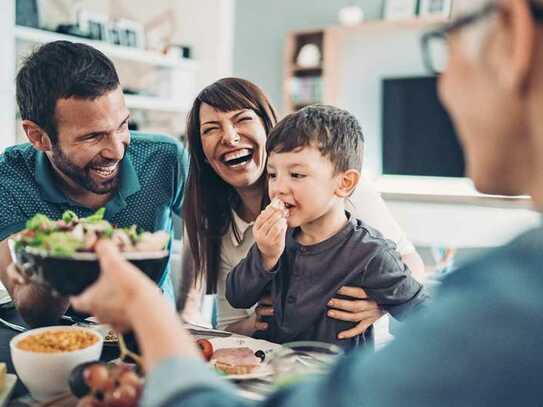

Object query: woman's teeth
[223,149,253,167]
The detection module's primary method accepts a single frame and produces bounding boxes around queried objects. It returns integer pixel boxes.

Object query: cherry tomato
[196,339,214,361]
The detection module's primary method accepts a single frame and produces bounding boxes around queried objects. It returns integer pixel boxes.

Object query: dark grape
[255,350,266,362]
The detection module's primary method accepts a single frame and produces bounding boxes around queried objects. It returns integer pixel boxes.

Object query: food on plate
[211,347,262,375]
[70,361,144,407]
[0,362,6,391]
[16,329,99,353]
[14,208,169,257]
[196,339,214,361]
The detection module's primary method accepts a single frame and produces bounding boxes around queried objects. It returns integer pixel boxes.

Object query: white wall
[0,0,15,152]
[175,0,235,90]
[333,25,427,178]
[38,0,234,92]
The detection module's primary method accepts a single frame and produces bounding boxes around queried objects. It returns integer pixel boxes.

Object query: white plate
[209,337,281,380]
[0,374,17,407]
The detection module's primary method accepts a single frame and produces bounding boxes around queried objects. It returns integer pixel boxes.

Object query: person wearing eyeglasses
[71,0,543,405]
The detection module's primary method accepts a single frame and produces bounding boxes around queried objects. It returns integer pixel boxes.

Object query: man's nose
[102,133,126,160]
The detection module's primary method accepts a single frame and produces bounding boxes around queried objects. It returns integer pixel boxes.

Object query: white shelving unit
[14,26,198,71]
[14,25,198,118]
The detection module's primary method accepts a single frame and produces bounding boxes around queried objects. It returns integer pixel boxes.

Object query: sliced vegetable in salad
[14,208,169,257]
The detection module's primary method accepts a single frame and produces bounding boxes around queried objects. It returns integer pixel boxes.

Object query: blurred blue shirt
[142,225,543,406]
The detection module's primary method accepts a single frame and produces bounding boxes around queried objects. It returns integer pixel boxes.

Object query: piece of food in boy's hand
[270,197,285,210]
[270,198,289,217]
[196,339,214,361]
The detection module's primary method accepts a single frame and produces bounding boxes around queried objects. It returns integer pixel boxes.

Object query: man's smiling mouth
[91,163,119,178]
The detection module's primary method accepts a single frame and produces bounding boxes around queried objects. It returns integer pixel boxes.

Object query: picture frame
[77,10,109,42]
[418,0,453,18]
[383,0,418,21]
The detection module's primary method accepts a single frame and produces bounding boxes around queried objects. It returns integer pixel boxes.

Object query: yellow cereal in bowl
[16,329,99,353]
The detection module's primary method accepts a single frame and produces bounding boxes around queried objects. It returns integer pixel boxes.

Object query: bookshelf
[282,18,450,115]
[283,29,325,113]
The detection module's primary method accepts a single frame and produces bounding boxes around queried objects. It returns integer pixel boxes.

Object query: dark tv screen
[382,76,465,178]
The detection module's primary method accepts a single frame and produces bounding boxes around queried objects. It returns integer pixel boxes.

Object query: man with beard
[0,41,188,326]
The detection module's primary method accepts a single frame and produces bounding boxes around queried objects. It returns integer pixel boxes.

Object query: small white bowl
[10,326,103,401]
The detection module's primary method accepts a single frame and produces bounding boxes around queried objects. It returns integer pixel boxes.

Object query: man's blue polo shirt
[0,132,189,302]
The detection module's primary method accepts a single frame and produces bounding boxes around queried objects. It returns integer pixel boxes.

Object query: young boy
[226,105,427,349]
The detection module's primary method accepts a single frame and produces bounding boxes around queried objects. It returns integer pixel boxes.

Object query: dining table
[0,305,276,406]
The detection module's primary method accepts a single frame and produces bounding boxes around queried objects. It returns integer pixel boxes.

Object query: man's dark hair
[267,104,364,173]
[16,41,120,143]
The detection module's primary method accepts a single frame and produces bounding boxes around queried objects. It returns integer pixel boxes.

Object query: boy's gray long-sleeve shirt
[226,215,427,348]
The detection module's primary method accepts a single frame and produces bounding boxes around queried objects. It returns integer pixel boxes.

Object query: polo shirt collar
[34,151,141,211]
[230,209,254,247]
[117,153,141,199]
[97,154,142,217]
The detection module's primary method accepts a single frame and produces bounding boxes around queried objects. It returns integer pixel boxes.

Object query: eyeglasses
[420,1,543,75]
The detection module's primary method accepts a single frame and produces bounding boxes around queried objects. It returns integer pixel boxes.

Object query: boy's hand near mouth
[253,198,289,271]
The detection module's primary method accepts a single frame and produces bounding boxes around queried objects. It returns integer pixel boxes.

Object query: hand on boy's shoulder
[253,198,289,271]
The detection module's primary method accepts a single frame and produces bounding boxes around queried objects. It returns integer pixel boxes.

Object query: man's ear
[22,120,53,152]
[335,169,360,198]
[493,0,535,92]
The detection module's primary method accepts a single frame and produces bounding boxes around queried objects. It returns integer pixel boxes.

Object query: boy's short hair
[266,104,364,172]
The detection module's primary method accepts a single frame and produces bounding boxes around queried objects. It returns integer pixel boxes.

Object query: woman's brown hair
[183,78,277,294]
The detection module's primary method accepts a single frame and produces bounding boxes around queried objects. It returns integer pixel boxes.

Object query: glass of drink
[271,341,343,388]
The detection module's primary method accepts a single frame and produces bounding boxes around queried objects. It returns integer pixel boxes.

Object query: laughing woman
[180,77,425,339]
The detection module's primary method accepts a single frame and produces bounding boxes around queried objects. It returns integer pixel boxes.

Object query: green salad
[14,208,169,257]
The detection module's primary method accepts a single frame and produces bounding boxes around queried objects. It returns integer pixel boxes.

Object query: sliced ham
[211,347,260,375]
